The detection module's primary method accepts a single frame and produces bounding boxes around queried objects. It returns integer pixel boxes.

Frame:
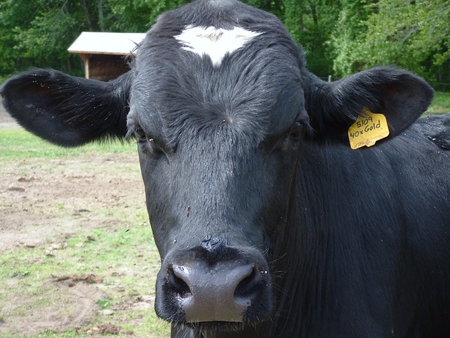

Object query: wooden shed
[68,32,146,81]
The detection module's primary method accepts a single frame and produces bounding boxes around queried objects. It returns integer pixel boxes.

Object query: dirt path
[2,282,106,335]
[0,105,153,336]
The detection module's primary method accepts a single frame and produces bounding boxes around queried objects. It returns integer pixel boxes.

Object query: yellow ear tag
[348,108,390,150]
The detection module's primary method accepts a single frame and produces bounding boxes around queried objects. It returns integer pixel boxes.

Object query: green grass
[427,91,450,114]
[0,131,170,337]
[0,129,136,160]
[0,227,170,338]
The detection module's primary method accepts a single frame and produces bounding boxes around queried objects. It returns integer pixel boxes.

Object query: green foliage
[332,0,450,82]
[282,0,341,77]
[428,92,450,114]
[96,299,111,309]
[105,0,189,32]
[0,0,449,86]
[0,0,190,79]
[0,0,92,77]
[329,0,373,76]
[244,0,284,19]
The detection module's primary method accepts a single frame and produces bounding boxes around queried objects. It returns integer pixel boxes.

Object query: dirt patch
[0,154,144,251]
[0,105,155,336]
[1,281,105,336]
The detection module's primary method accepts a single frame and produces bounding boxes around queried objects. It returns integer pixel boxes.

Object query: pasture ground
[0,105,170,337]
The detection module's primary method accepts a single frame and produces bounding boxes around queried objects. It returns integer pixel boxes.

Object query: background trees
[0,0,449,87]
[330,0,450,85]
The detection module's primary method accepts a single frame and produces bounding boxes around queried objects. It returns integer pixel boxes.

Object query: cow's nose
[156,243,273,324]
[167,262,259,322]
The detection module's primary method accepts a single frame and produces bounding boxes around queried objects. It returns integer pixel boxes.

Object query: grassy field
[427,91,450,114]
[0,131,171,337]
[0,227,169,337]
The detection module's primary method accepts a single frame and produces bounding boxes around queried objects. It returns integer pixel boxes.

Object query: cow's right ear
[0,69,131,147]
[303,67,434,144]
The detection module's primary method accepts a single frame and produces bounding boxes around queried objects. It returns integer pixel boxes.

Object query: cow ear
[0,69,131,147]
[305,67,434,144]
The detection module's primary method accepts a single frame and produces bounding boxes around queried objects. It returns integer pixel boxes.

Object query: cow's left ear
[304,66,434,143]
[1,68,132,147]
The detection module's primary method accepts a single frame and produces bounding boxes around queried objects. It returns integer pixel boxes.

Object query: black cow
[2,0,450,337]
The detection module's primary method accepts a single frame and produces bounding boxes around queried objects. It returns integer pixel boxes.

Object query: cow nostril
[234,265,261,304]
[160,258,272,323]
[167,265,191,299]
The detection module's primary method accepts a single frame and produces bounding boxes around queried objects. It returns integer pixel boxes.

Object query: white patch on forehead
[174,25,261,67]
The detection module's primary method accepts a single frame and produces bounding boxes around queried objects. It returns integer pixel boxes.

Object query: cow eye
[134,128,147,142]
[134,128,149,143]
[134,128,163,154]
[289,121,304,141]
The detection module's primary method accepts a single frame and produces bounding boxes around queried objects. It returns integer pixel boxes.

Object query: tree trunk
[80,0,94,31]
[98,0,105,32]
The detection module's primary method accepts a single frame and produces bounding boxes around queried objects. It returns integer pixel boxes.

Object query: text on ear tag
[348,108,390,150]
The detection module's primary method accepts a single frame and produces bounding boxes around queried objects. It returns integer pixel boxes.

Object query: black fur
[1,69,131,146]
[413,114,450,150]
[304,67,434,142]
[1,0,449,337]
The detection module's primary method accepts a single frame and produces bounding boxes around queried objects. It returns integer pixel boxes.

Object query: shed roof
[68,32,146,56]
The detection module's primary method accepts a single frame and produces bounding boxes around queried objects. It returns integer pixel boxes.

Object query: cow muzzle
[155,238,273,324]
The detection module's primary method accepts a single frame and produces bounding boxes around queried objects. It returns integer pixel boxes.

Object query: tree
[332,0,450,82]
[329,0,372,77]
[0,0,190,80]
[1,0,449,85]
[0,0,101,77]
[283,0,342,77]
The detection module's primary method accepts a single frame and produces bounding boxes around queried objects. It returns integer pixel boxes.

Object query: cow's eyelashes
[133,128,151,144]
[134,128,163,154]
[288,121,304,141]
[134,128,151,143]
[265,120,305,152]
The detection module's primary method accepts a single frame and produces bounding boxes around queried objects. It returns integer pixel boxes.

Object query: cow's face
[1,0,434,335]
[126,7,311,327]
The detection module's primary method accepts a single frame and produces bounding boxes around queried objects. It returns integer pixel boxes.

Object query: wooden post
[79,54,92,79]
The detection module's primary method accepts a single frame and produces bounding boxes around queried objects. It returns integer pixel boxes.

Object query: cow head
[126,2,314,329]
[0,0,433,336]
